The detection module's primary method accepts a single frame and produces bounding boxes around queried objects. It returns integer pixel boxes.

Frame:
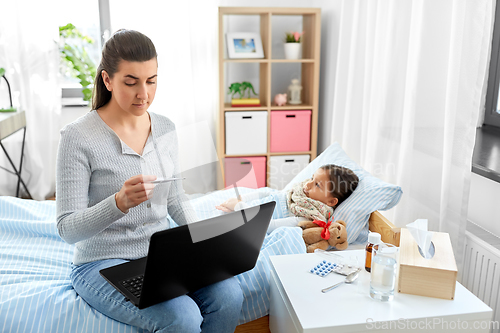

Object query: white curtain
[330,0,494,271]
[0,1,61,200]
[110,0,220,194]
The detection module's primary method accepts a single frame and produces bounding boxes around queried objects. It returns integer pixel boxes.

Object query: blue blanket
[0,189,305,332]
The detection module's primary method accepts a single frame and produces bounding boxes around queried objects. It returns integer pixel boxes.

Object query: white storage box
[225,111,268,155]
[269,155,310,190]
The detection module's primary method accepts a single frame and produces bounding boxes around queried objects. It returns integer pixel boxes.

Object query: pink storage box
[270,110,311,152]
[224,156,266,189]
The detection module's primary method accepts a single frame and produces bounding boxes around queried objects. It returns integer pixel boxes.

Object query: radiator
[461,231,500,333]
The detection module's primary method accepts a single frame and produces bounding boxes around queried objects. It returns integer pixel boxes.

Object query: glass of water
[369,243,399,301]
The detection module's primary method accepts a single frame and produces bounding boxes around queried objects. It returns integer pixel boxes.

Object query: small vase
[284,43,302,60]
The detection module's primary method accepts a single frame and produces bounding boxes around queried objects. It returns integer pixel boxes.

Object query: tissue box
[398,228,457,300]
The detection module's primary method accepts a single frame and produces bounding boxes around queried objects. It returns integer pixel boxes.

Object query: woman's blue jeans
[71,259,244,333]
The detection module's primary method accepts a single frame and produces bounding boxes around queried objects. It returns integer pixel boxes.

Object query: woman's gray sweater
[56,110,196,265]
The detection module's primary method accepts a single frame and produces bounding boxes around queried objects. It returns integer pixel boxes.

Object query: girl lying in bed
[216,164,359,233]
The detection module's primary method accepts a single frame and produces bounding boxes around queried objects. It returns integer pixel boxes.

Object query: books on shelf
[231,98,261,107]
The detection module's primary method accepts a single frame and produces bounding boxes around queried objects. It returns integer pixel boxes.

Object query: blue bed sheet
[0,189,305,332]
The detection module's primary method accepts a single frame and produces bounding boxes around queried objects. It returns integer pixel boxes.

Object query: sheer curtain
[110,0,220,194]
[330,0,494,270]
[0,1,61,200]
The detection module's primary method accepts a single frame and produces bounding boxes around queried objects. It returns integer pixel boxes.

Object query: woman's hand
[215,197,241,212]
[115,175,157,213]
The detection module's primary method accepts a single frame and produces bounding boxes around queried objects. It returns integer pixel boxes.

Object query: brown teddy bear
[297,219,348,253]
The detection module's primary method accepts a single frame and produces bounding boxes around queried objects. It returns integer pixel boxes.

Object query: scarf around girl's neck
[286,180,334,222]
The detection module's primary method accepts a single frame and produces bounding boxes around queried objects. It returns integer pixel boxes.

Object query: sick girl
[216,164,359,233]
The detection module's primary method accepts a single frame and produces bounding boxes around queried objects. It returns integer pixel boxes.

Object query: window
[58,0,110,104]
[472,0,500,182]
[485,0,500,127]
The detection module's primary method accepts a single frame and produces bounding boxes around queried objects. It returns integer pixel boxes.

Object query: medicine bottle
[365,232,381,272]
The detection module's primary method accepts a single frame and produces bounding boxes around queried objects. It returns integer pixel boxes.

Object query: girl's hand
[215,197,241,212]
[115,175,157,213]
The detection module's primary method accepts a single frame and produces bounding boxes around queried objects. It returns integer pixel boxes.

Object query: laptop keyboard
[120,275,144,298]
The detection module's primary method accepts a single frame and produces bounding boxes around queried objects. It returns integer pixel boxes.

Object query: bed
[0,143,402,332]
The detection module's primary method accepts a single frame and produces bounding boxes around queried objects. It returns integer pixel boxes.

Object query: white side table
[269,250,493,333]
[0,110,31,198]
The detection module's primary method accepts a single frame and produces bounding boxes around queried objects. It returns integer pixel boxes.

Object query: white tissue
[406,219,434,259]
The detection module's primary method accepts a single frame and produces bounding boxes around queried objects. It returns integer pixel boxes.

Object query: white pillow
[284,142,402,244]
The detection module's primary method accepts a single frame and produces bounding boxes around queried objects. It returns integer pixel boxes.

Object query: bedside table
[269,250,492,333]
[0,110,32,198]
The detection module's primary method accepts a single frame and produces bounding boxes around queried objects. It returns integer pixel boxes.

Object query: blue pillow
[284,142,402,245]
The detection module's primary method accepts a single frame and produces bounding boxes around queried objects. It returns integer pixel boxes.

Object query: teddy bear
[297,219,348,253]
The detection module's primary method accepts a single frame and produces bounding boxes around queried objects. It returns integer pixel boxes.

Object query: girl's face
[102,59,158,116]
[303,168,339,207]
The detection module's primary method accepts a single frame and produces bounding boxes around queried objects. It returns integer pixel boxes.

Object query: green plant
[228,81,258,99]
[59,23,97,102]
[285,31,304,43]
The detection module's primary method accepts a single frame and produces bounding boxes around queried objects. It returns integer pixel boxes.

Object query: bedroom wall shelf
[217,7,321,190]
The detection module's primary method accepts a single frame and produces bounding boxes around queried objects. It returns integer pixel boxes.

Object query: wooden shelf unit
[217,7,321,189]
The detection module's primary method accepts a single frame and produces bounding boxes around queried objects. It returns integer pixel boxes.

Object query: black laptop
[100,201,275,309]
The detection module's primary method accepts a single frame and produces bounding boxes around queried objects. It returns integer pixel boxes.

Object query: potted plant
[59,24,97,102]
[284,31,304,60]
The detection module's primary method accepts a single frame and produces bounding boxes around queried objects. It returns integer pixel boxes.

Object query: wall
[468,173,500,237]
[313,0,343,153]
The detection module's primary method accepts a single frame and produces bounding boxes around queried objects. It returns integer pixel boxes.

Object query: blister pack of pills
[308,260,344,277]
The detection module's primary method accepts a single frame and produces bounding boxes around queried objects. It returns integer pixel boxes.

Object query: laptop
[100,201,276,309]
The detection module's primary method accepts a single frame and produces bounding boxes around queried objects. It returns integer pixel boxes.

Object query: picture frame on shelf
[226,32,264,59]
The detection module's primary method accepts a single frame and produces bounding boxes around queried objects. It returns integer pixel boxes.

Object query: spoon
[321,269,360,293]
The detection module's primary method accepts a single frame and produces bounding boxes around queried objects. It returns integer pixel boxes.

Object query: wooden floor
[235,316,270,333]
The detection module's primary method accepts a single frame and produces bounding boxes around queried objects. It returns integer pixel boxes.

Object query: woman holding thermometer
[56,29,243,333]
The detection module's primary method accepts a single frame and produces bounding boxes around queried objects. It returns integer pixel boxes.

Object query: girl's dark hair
[320,164,359,207]
[91,29,158,110]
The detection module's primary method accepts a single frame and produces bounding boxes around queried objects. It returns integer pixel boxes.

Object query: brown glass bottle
[365,232,381,272]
